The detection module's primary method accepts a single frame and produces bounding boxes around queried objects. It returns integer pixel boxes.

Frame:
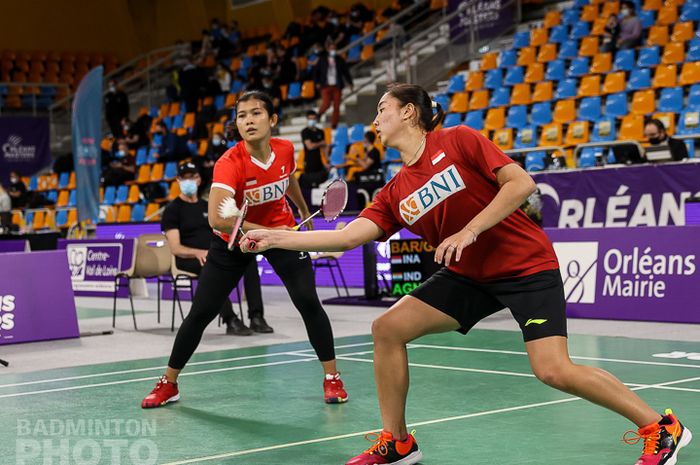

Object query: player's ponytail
[386,83,445,132]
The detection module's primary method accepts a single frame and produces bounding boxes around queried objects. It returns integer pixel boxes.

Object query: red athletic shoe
[624,409,692,465]
[323,372,348,404]
[345,430,422,465]
[141,376,180,409]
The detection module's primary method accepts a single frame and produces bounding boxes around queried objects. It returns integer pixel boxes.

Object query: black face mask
[649,136,663,145]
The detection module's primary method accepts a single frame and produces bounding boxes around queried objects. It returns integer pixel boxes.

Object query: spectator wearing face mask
[198,132,228,189]
[643,119,689,161]
[314,42,353,129]
[8,171,28,209]
[215,64,231,93]
[299,110,329,188]
[105,79,130,138]
[103,141,136,186]
[617,1,642,49]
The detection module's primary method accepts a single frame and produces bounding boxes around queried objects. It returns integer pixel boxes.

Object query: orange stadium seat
[530,28,549,47]
[653,64,678,88]
[449,92,469,113]
[127,185,140,203]
[619,114,645,139]
[631,89,656,115]
[133,165,151,184]
[603,71,626,93]
[647,26,669,46]
[484,107,505,130]
[679,61,700,85]
[601,1,620,16]
[565,121,590,146]
[532,81,554,102]
[539,123,563,146]
[517,47,537,66]
[591,18,608,36]
[466,71,484,91]
[150,163,164,181]
[145,203,161,221]
[525,63,545,83]
[543,10,561,28]
[480,53,498,70]
[657,5,678,25]
[643,0,663,10]
[492,128,513,151]
[578,74,602,97]
[469,90,489,110]
[579,37,599,57]
[537,44,558,63]
[511,83,531,105]
[301,81,315,99]
[56,190,69,208]
[581,4,599,21]
[553,99,576,123]
[662,43,685,64]
[32,210,46,230]
[672,22,694,42]
[117,205,131,223]
[590,53,612,74]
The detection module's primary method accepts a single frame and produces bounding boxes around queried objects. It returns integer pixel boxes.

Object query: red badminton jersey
[211,138,297,242]
[360,126,558,282]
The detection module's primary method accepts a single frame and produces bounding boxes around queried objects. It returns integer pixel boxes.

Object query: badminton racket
[217,198,250,251]
[294,179,348,230]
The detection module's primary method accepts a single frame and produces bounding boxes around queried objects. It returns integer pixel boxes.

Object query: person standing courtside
[161,162,273,336]
[314,42,353,129]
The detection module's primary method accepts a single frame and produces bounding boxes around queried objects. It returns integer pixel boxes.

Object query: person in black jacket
[314,42,353,129]
[104,79,130,137]
[644,119,689,161]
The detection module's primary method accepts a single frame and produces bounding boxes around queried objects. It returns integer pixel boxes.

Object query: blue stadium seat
[658,87,684,112]
[525,151,546,172]
[56,210,68,228]
[512,31,530,49]
[568,57,590,77]
[681,3,700,21]
[570,21,591,40]
[333,125,349,148]
[231,80,244,93]
[677,110,700,134]
[115,185,129,203]
[549,25,568,44]
[574,0,589,7]
[555,79,578,99]
[562,9,580,25]
[591,117,617,142]
[287,82,302,99]
[171,114,184,129]
[504,66,524,85]
[684,139,695,157]
[447,74,465,93]
[613,49,636,71]
[607,149,617,164]
[545,60,566,81]
[47,190,58,203]
[506,105,528,129]
[362,32,376,46]
[147,147,159,164]
[29,176,38,191]
[68,190,77,207]
[442,113,463,128]
[484,69,503,89]
[241,56,252,69]
[349,123,365,143]
[464,110,485,130]
[639,10,656,28]
[433,94,450,111]
[514,126,537,149]
[161,116,172,130]
[687,38,700,61]
[164,162,178,179]
[499,50,517,68]
[627,68,651,90]
[489,87,511,107]
[149,106,159,118]
[605,92,629,118]
[578,96,602,121]
[637,46,661,67]
[131,204,145,222]
[25,211,34,227]
[135,147,148,166]
[58,172,70,189]
[558,40,579,60]
[384,147,401,162]
[214,95,225,110]
[103,186,116,205]
[578,148,601,168]
[347,44,361,62]
[531,102,553,126]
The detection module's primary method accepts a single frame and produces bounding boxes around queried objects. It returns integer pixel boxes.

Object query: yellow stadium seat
[469,90,489,110]
[653,112,676,135]
[662,42,685,64]
[67,172,76,190]
[631,89,656,115]
[465,71,484,91]
[565,121,590,146]
[484,107,505,130]
[643,0,663,10]
[66,208,78,227]
[42,210,55,230]
[591,18,608,36]
[301,80,315,99]
[647,26,669,46]
[127,185,140,203]
[530,28,549,47]
[543,10,561,28]
[601,1,620,16]
[145,203,161,222]
[657,5,678,25]
[671,22,694,42]
[492,128,513,151]
[653,64,678,88]
[532,81,554,102]
[511,83,531,105]
[619,114,645,140]
[603,71,626,94]
[199,140,208,156]
[449,92,469,113]
[517,47,537,66]
[117,205,131,223]
[56,190,69,208]
[32,210,45,230]
[579,37,599,57]
[539,123,563,147]
[581,4,599,21]
[133,165,151,184]
[553,99,577,123]
[590,53,612,74]
[679,61,700,85]
[525,63,545,83]
[169,181,181,200]
[480,52,498,70]
[537,43,558,63]
[150,163,164,181]
[578,74,602,97]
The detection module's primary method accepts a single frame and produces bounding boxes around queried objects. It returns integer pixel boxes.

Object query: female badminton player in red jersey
[141,91,348,408]
[241,84,691,465]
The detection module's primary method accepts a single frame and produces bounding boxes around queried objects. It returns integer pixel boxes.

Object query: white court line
[408,343,700,370]
[158,374,700,465]
[0,341,375,390]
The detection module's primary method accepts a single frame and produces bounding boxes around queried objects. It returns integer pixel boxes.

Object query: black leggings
[168,238,336,370]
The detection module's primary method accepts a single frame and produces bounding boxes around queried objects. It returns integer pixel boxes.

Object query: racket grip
[248,240,257,251]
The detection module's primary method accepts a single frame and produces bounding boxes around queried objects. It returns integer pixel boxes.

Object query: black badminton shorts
[410,268,567,342]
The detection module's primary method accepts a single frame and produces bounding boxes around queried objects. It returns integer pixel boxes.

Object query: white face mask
[307,120,318,128]
[212,136,222,146]
[329,50,336,57]
[179,179,198,196]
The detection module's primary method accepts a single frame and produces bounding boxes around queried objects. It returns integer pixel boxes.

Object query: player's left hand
[434,227,478,267]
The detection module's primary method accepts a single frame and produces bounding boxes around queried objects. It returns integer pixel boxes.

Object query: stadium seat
[652,64,678,88]
[592,117,617,142]
[510,83,531,105]
[549,25,568,43]
[637,46,661,67]
[578,96,602,121]
[117,205,131,223]
[525,151,547,172]
[464,110,485,130]
[687,84,700,109]
[287,82,301,100]
[514,126,537,149]
[627,68,652,90]
[554,79,578,99]
[619,114,645,140]
[484,69,503,89]
[605,92,629,118]
[164,162,178,180]
[504,66,524,85]
[448,92,469,113]
[531,102,553,126]
[484,107,506,130]
[131,204,145,222]
[653,112,676,135]
[539,123,563,147]
[544,10,561,28]
[133,165,151,184]
[480,52,498,70]
[470,90,489,110]
[565,120,590,146]
[525,63,544,83]
[506,105,528,129]
[489,87,511,107]
[466,72,484,91]
[590,53,612,74]
[150,163,164,182]
[56,209,68,228]
[657,4,678,25]
[530,28,549,47]
[532,81,553,102]
[679,61,700,85]
[553,99,576,123]
[662,42,685,64]
[512,30,530,49]
[135,147,148,166]
[115,185,129,203]
[647,25,669,46]
[579,36,599,57]
[545,59,566,81]
[536,44,558,63]
[658,87,684,112]
[442,113,462,128]
[499,50,517,68]
[103,186,116,205]
[677,110,700,134]
[630,89,656,115]
[517,47,537,66]
[613,49,636,71]
[680,2,700,21]
[640,10,656,28]
[58,172,70,189]
[687,38,700,61]
[581,4,598,21]
[578,74,601,97]
[603,71,626,93]
[568,57,590,77]
[447,74,466,93]
[578,148,599,168]
[671,22,694,42]
[562,9,580,25]
[558,40,579,59]
[433,94,450,112]
[127,185,140,203]
[350,124,365,143]
[492,128,514,150]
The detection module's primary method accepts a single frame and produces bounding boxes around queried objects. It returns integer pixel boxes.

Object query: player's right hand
[240,230,272,253]
[194,249,208,266]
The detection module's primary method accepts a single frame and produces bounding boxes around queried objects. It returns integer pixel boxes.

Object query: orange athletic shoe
[345,430,422,465]
[624,409,692,465]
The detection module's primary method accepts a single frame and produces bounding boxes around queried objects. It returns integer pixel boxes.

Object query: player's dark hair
[226,91,276,141]
[386,83,445,132]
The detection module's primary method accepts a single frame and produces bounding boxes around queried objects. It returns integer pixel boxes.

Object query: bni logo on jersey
[552,242,599,304]
[244,178,289,205]
[398,165,466,225]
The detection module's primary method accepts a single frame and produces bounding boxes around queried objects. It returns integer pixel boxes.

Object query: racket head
[227,200,249,250]
[320,179,348,222]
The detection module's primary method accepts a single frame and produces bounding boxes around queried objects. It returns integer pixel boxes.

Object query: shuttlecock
[218,197,240,219]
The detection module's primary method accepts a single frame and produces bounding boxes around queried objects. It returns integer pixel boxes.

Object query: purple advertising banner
[0,250,79,345]
[546,226,700,324]
[58,239,135,297]
[0,117,51,182]
[532,161,700,229]
[448,0,517,41]
[0,240,29,253]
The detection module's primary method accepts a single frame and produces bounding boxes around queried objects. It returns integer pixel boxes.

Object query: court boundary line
[157,374,700,465]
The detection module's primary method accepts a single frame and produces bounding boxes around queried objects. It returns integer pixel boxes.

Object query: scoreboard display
[389,239,441,296]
